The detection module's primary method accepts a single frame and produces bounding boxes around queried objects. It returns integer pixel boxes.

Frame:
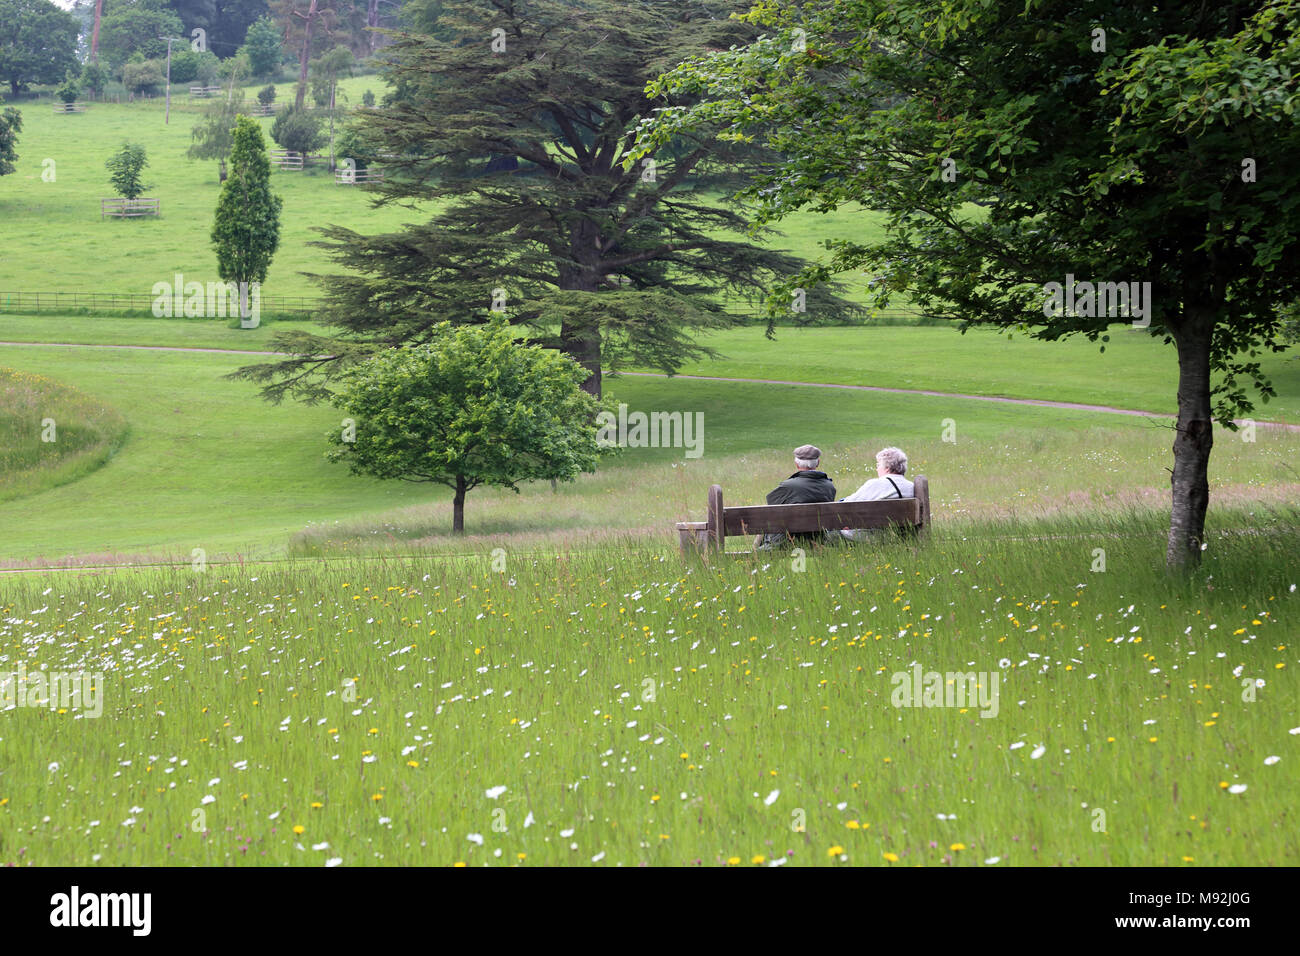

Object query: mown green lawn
[0,83,886,305]
[5,314,1298,422]
[2,337,1296,563]
[0,79,423,300]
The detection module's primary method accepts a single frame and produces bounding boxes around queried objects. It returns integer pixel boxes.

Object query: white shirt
[843,473,913,502]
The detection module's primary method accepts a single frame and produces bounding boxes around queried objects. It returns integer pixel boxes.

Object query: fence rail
[189,86,222,97]
[52,102,86,113]
[101,198,160,219]
[270,149,303,170]
[0,289,949,324]
[0,290,319,317]
[336,168,385,184]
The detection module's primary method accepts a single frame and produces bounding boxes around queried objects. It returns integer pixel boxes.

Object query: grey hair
[876,446,907,474]
[794,456,820,470]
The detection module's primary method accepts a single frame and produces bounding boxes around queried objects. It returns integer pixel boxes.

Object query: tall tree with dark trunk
[91,0,104,59]
[271,0,336,108]
[231,0,854,404]
[637,0,1300,569]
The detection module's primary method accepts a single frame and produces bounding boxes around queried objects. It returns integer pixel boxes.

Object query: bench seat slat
[722,498,919,535]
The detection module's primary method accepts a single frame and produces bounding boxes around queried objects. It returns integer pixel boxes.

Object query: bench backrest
[703,476,929,550]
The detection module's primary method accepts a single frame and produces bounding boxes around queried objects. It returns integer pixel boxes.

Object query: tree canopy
[326,319,607,533]
[0,0,81,97]
[0,100,21,177]
[233,0,855,404]
[212,116,283,317]
[105,143,151,199]
[636,0,1300,568]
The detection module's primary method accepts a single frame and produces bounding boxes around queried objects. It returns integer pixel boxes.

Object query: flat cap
[793,444,821,460]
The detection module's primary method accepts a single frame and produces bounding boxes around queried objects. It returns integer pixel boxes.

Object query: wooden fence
[270,149,303,170]
[335,168,385,184]
[52,103,86,113]
[0,290,318,318]
[189,86,222,97]
[101,198,160,219]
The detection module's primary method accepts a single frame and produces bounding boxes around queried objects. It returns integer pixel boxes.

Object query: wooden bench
[270,149,303,170]
[675,477,930,554]
[101,198,160,219]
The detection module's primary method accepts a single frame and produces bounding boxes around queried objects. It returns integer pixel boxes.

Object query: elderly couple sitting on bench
[757,443,914,548]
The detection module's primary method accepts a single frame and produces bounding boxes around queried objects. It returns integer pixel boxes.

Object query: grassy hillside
[0,336,1295,563]
[0,365,127,504]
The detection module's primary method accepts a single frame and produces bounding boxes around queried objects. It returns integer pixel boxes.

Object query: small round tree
[257,84,277,107]
[105,143,149,199]
[326,320,608,534]
[80,61,109,98]
[270,105,325,163]
[56,71,80,105]
[211,116,282,323]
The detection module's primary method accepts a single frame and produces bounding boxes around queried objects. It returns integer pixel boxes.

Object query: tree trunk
[91,0,104,59]
[560,324,602,397]
[1166,315,1214,569]
[218,158,227,183]
[452,475,467,534]
[367,0,380,52]
[558,226,603,397]
[295,0,319,111]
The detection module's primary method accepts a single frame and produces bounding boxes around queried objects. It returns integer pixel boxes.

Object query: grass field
[1,327,1297,563]
[0,77,886,307]
[0,365,128,505]
[1,528,1296,867]
[2,91,1297,869]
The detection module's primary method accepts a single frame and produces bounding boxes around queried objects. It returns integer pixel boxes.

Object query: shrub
[334,124,378,172]
[121,60,164,96]
[105,142,150,199]
[362,89,375,108]
[167,50,201,85]
[56,72,80,105]
[80,61,109,97]
[270,105,326,158]
[257,84,277,107]
[243,16,282,78]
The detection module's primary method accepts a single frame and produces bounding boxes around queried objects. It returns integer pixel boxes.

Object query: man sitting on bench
[757,444,836,549]
[839,446,914,541]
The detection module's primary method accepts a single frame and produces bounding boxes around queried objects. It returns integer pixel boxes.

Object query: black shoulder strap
[885,476,903,498]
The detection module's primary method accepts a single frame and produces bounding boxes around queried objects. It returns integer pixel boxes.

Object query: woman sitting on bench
[839,446,914,541]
